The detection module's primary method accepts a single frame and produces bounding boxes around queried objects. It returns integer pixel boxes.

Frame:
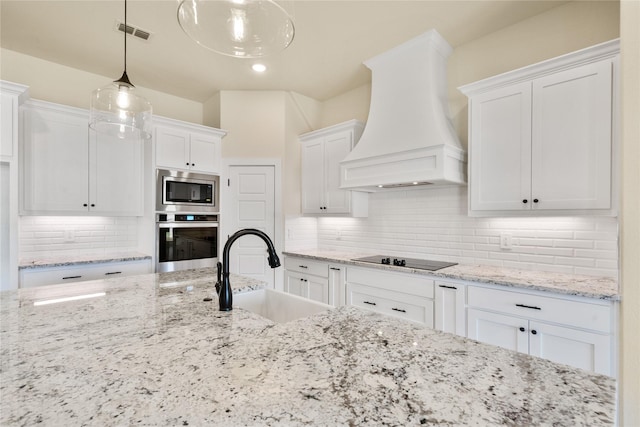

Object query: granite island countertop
[284,249,620,300]
[0,268,616,426]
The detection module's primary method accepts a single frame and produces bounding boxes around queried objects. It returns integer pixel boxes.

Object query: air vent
[115,21,152,41]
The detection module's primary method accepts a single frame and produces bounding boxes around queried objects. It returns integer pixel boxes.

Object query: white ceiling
[1,0,569,103]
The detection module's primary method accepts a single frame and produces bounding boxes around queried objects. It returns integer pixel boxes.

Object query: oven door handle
[157,223,219,228]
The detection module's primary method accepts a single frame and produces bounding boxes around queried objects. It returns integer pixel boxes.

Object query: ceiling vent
[115,21,152,41]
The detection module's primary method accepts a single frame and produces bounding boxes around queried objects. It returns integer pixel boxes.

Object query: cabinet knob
[519,327,526,332]
[522,199,528,204]
[531,330,538,335]
[191,163,195,166]
[83,203,88,207]
[186,162,190,166]
[90,204,95,207]
[533,199,539,203]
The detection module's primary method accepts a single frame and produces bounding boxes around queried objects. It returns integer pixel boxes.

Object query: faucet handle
[215,262,222,294]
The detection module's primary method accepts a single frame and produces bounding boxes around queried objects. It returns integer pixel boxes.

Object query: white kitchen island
[0,268,615,425]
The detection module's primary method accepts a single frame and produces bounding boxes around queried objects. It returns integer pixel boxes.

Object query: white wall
[0,49,203,124]
[619,0,640,423]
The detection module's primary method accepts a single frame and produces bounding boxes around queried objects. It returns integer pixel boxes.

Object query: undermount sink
[233,288,332,323]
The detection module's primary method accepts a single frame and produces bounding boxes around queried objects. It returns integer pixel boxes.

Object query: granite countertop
[284,249,620,301]
[18,251,152,270]
[0,269,615,426]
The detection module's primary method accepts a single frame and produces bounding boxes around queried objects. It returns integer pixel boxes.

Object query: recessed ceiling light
[252,63,267,72]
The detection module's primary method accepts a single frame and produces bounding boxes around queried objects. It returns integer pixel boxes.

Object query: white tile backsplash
[285,186,619,278]
[19,216,139,259]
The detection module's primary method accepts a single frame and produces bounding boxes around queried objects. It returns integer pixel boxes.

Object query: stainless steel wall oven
[156,213,218,273]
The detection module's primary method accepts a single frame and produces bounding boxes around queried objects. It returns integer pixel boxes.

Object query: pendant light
[90,0,152,139]
[177,0,295,58]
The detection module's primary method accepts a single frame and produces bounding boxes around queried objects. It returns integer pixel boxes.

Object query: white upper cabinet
[300,120,368,217]
[154,119,225,174]
[460,40,619,216]
[20,100,144,216]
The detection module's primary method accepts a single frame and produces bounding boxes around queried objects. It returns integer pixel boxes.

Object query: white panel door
[301,140,324,213]
[21,106,89,213]
[323,131,352,214]
[89,132,144,216]
[469,82,532,211]
[227,166,275,288]
[155,126,189,170]
[467,309,529,354]
[531,59,613,210]
[528,321,611,375]
[434,283,466,336]
[189,134,219,173]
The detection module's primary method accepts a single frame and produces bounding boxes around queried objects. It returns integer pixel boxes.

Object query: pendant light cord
[123,0,127,74]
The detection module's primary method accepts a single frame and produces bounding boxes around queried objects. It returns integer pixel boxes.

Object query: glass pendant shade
[177,0,295,58]
[90,0,152,140]
[90,72,152,140]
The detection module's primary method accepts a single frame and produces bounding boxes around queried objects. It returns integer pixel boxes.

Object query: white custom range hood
[340,30,466,191]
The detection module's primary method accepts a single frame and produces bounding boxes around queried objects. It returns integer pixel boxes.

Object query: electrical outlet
[64,229,76,243]
[499,233,513,250]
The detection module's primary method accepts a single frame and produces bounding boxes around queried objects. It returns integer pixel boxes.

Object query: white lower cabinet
[283,257,330,305]
[434,281,466,336]
[346,267,434,327]
[466,285,614,376]
[20,259,152,288]
[328,264,346,307]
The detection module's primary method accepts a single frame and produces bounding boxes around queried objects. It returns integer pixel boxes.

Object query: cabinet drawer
[347,267,434,298]
[20,260,151,288]
[467,286,611,333]
[284,257,328,278]
[348,283,434,326]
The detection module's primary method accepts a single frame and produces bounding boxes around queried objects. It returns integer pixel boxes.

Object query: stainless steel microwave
[156,169,219,213]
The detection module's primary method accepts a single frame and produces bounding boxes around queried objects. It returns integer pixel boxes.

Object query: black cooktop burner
[352,255,457,271]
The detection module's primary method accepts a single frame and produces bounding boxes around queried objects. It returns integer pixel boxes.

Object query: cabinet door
[155,126,189,170]
[323,131,352,214]
[301,139,324,213]
[434,282,466,336]
[284,270,306,298]
[469,82,532,211]
[531,60,613,210]
[528,321,611,376]
[467,309,529,354]
[22,106,89,213]
[328,264,345,307]
[189,133,219,173]
[306,275,329,304]
[89,132,144,216]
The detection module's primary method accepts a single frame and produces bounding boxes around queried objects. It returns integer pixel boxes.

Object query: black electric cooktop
[352,255,457,271]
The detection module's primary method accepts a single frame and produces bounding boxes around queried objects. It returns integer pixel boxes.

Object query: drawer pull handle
[519,327,526,332]
[62,275,82,280]
[299,265,308,269]
[438,285,457,290]
[516,304,541,310]
[531,330,538,335]
[330,267,341,271]
[105,271,122,275]
[363,301,377,306]
[392,308,407,313]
